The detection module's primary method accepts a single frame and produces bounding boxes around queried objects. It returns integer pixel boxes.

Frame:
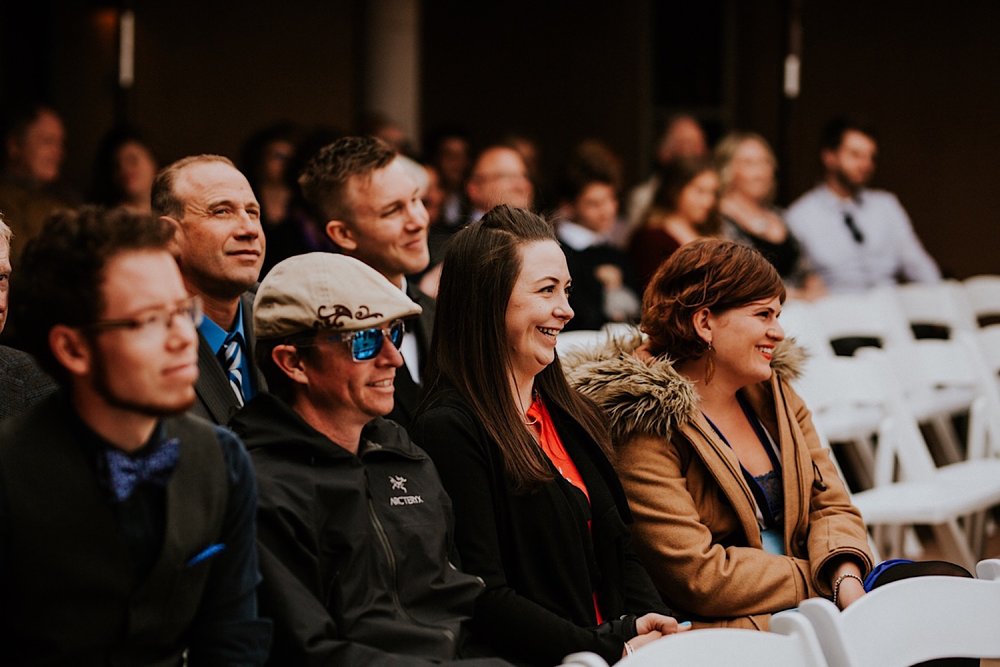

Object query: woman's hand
[622,614,692,658]
[635,613,689,636]
[835,575,865,609]
[831,561,867,610]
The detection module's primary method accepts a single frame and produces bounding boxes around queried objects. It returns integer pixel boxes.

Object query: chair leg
[931,520,978,571]
[927,414,964,465]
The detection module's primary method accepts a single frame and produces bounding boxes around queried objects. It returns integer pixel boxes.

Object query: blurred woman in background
[90,127,158,214]
[627,156,719,290]
[715,132,825,300]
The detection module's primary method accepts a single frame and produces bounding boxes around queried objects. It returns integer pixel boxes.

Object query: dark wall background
[2,0,360,190]
[3,0,997,276]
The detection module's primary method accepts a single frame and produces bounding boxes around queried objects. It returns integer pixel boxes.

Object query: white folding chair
[879,338,984,465]
[797,559,1000,667]
[793,354,891,489]
[779,299,833,359]
[562,610,828,667]
[555,330,611,356]
[969,324,1000,401]
[808,289,975,462]
[964,274,1000,326]
[600,321,640,341]
[955,329,1000,460]
[892,280,977,338]
[807,288,914,356]
[848,349,1000,569]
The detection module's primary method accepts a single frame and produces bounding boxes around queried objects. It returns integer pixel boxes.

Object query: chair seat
[853,458,1000,524]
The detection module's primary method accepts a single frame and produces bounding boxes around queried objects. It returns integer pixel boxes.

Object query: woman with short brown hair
[567,238,873,629]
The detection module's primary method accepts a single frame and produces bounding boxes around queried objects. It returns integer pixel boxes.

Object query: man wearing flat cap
[230,253,507,666]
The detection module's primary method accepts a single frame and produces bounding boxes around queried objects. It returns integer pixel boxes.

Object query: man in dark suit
[299,136,433,428]
[0,207,269,663]
[0,214,57,420]
[152,155,267,424]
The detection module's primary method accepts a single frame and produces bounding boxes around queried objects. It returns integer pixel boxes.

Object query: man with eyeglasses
[230,252,506,666]
[299,136,433,430]
[786,115,940,293]
[0,207,271,664]
[465,145,534,224]
[153,154,267,424]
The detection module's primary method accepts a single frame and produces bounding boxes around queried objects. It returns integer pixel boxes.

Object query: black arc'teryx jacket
[231,393,507,666]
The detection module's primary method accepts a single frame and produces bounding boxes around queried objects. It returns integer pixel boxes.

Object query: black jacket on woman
[411,386,670,667]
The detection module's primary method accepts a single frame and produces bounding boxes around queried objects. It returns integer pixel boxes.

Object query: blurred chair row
[783,277,1000,569]
[556,276,1000,568]
[562,558,1000,667]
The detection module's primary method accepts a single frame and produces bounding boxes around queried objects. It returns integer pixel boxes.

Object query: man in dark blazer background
[299,136,434,429]
[152,155,267,425]
[0,213,57,420]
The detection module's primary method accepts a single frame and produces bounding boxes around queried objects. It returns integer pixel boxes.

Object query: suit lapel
[240,291,267,394]
[195,333,240,425]
[405,283,435,373]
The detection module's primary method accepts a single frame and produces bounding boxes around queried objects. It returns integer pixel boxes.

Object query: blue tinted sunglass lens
[351,328,383,361]
[389,322,405,348]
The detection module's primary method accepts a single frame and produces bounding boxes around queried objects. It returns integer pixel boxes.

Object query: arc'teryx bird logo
[388,474,424,506]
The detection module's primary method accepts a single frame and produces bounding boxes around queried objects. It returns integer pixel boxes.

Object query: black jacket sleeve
[187,430,272,666]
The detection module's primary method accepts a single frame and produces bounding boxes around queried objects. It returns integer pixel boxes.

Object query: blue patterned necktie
[219,332,245,406]
[105,437,181,502]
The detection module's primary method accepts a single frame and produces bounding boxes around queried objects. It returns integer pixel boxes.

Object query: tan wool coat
[564,335,873,629]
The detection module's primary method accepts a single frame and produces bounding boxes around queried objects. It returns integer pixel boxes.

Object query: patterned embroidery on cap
[316,304,384,328]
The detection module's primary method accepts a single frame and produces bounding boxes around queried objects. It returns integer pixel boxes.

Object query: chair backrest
[792,353,891,446]
[555,329,610,356]
[616,611,827,667]
[969,324,1000,378]
[797,571,1000,667]
[956,329,1000,458]
[964,274,1000,326]
[780,299,834,359]
[892,280,977,337]
[808,288,914,355]
[600,321,639,341]
[852,348,942,483]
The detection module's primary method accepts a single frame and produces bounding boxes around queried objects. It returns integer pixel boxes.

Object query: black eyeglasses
[87,296,203,340]
[300,320,406,362]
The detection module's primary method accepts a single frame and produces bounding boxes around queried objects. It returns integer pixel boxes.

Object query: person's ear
[820,148,838,172]
[271,344,310,386]
[325,220,357,252]
[161,215,183,257]
[49,325,93,377]
[691,307,713,346]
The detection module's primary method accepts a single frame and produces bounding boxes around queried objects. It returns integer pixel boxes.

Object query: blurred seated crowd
[0,102,964,667]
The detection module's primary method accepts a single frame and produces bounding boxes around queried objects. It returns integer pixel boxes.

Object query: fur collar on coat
[562,330,806,444]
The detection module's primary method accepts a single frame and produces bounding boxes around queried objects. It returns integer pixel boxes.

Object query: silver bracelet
[624,640,634,656]
[832,572,865,606]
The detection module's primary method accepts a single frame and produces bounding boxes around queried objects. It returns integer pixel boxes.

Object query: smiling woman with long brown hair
[412,205,686,666]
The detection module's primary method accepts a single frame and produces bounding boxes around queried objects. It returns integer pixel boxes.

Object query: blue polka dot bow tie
[105,437,181,502]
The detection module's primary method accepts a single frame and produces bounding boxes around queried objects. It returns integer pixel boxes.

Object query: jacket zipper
[366,497,457,643]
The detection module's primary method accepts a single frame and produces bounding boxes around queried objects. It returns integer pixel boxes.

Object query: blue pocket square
[186,543,226,567]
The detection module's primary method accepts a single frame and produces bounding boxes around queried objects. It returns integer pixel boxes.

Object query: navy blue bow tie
[105,437,181,502]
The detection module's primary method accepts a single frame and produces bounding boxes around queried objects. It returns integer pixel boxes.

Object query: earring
[704,341,715,385]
